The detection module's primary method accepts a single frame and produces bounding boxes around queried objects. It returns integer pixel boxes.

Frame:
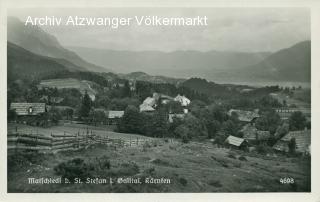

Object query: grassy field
[38,78,96,100]
[7,135,311,193]
[270,90,311,109]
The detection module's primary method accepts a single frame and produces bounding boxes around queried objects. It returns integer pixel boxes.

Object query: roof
[10,103,46,116]
[139,104,155,112]
[241,124,270,141]
[228,109,260,122]
[174,94,191,107]
[143,97,156,107]
[225,135,246,147]
[108,111,124,119]
[273,129,311,153]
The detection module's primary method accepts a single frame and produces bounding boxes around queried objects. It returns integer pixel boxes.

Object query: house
[168,113,185,123]
[241,124,270,143]
[225,135,248,150]
[107,110,124,125]
[143,97,157,107]
[139,103,155,112]
[10,103,46,116]
[273,129,311,155]
[174,94,191,107]
[228,109,260,124]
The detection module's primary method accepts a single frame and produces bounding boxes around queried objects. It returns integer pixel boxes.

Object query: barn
[225,135,248,150]
[107,110,124,125]
[10,103,47,126]
[10,103,46,116]
[273,129,311,155]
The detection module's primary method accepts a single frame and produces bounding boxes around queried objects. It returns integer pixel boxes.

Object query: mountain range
[7,17,111,73]
[7,16,311,84]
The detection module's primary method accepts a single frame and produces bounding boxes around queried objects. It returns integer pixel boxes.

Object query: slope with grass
[7,137,310,193]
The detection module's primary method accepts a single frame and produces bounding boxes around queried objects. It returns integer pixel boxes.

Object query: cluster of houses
[9,92,192,126]
[224,109,311,155]
[139,93,191,113]
[9,100,311,155]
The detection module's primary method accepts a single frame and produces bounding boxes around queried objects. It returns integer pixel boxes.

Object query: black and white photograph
[5,5,313,195]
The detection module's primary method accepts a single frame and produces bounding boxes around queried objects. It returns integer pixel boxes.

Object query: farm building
[174,94,191,107]
[139,103,155,112]
[241,124,270,143]
[10,103,48,126]
[107,110,124,125]
[10,103,46,116]
[273,129,311,155]
[143,97,157,107]
[228,109,260,124]
[225,135,248,150]
[168,113,185,123]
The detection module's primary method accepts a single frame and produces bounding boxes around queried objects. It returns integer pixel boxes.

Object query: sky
[9,7,310,52]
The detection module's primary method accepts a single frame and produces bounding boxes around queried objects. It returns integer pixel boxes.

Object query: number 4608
[280,177,294,184]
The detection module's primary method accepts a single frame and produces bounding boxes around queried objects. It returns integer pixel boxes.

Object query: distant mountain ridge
[119,71,185,84]
[67,46,271,80]
[7,17,111,73]
[7,42,68,79]
[241,40,311,82]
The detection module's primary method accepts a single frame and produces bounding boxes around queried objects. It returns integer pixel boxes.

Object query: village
[7,50,312,193]
[8,76,311,159]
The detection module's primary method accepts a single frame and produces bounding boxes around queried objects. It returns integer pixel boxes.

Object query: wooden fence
[7,132,166,154]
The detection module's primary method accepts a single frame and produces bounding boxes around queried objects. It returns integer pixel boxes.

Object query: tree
[174,125,190,143]
[62,108,74,120]
[48,107,62,125]
[221,120,240,137]
[152,109,169,138]
[255,110,281,134]
[288,138,296,155]
[79,91,92,120]
[121,80,131,98]
[118,105,143,134]
[89,110,106,125]
[289,111,307,131]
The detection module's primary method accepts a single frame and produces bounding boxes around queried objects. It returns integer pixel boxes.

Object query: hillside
[7,17,111,73]
[181,78,236,98]
[7,123,311,193]
[68,46,270,80]
[7,42,68,80]
[119,71,184,84]
[38,78,97,100]
[241,41,311,82]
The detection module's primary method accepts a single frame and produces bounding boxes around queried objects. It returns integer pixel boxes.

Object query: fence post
[51,133,53,152]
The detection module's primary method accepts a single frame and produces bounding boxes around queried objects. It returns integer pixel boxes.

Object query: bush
[208,179,222,187]
[95,155,111,170]
[227,153,236,159]
[238,156,248,161]
[142,141,152,152]
[111,162,140,177]
[178,177,188,186]
[54,158,94,181]
[256,144,272,155]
